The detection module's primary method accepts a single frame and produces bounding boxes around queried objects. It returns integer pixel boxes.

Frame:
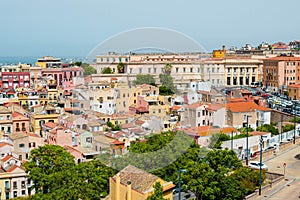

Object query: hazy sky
[1,0,299,57]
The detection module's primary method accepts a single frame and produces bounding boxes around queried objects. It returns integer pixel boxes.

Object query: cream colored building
[110,165,174,200]
[91,53,264,88]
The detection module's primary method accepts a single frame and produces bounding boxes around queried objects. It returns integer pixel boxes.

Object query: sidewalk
[255,144,300,199]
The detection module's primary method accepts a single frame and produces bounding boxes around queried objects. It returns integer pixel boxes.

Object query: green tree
[159,85,174,96]
[26,145,116,200]
[163,63,172,75]
[209,133,231,149]
[24,145,76,194]
[256,124,279,135]
[283,124,295,132]
[102,67,113,74]
[291,117,300,123]
[146,182,166,200]
[133,74,156,86]
[74,61,82,66]
[82,63,97,76]
[117,62,125,73]
[106,122,122,131]
[159,74,176,94]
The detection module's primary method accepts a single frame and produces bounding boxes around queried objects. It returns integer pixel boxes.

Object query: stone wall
[271,110,295,125]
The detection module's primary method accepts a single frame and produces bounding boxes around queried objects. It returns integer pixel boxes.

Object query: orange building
[288,84,300,100]
[263,55,300,94]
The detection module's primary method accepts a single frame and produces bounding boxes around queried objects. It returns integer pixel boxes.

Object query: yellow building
[35,56,61,69]
[30,106,58,136]
[144,95,170,119]
[0,174,10,200]
[110,165,174,200]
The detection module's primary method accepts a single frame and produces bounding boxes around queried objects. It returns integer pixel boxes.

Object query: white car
[248,161,268,170]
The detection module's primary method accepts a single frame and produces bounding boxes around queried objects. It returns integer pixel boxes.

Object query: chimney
[222,45,226,51]
[116,173,121,200]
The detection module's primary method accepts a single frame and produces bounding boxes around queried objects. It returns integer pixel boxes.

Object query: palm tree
[164,63,172,75]
[117,62,125,73]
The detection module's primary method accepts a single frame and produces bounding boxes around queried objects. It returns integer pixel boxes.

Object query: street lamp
[244,115,252,166]
[259,135,267,195]
[178,169,187,200]
[293,99,296,144]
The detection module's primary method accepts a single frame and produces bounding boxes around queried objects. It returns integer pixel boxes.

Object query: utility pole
[231,131,233,150]
[259,135,266,195]
[294,100,296,144]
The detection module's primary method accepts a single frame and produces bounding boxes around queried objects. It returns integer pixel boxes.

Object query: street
[259,144,300,199]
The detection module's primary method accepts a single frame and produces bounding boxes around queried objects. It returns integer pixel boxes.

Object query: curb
[262,178,297,199]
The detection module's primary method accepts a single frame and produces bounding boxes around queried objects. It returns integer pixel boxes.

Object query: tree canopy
[159,74,176,95]
[133,74,156,86]
[256,124,279,135]
[25,145,115,200]
[74,62,97,76]
[117,62,125,73]
[146,182,166,200]
[102,67,113,74]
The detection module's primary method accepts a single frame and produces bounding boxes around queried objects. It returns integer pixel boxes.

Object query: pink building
[12,112,30,133]
[41,67,84,86]
[48,125,80,147]
[1,72,30,89]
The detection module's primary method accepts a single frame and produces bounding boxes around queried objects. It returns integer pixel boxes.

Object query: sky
[0,0,300,57]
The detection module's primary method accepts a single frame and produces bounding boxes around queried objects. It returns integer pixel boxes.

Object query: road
[260,144,300,199]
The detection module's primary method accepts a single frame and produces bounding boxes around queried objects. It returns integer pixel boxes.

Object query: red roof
[249,131,270,136]
[111,140,125,145]
[12,112,28,120]
[172,105,182,111]
[0,142,13,148]
[6,165,19,172]
[186,102,203,109]
[44,121,56,129]
[2,155,13,162]
[289,84,300,89]
[265,56,300,61]
[226,101,270,112]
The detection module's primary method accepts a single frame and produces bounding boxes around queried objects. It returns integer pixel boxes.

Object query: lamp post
[244,115,252,166]
[294,100,296,144]
[178,169,187,200]
[259,135,267,195]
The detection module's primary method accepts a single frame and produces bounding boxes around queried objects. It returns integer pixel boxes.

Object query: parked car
[248,161,268,170]
[264,146,275,152]
[261,93,269,98]
[287,138,294,142]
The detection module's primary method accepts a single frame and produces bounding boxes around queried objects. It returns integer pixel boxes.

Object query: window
[13,181,17,189]
[21,181,25,189]
[148,68,151,73]
[190,68,193,73]
[153,68,156,73]
[175,68,179,73]
[183,68,186,73]
[227,68,230,73]
[19,143,25,148]
[86,137,92,143]
[13,191,17,198]
[22,190,26,195]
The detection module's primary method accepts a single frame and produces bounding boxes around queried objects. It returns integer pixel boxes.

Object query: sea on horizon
[0,56,85,66]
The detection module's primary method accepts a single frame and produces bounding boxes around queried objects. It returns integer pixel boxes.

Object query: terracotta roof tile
[44,122,57,129]
[2,154,13,162]
[226,101,270,112]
